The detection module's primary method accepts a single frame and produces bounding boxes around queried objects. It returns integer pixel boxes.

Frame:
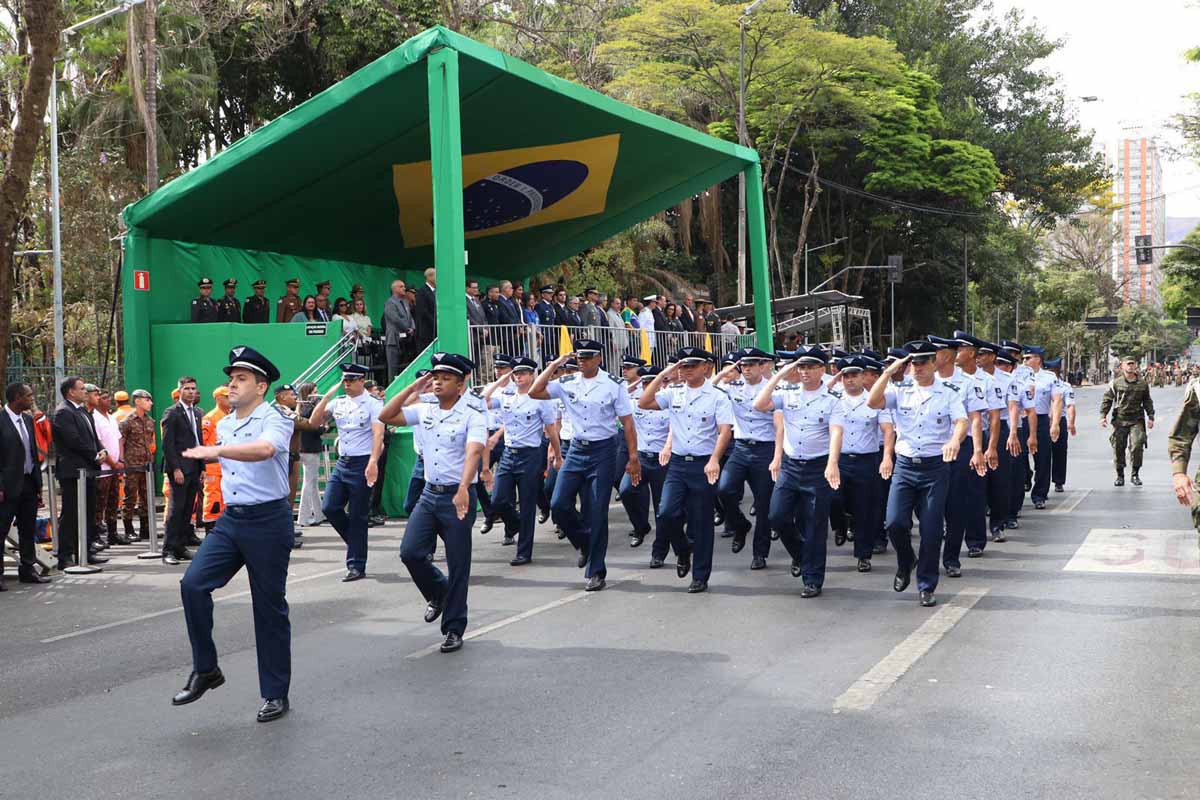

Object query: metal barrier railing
[291,330,357,388]
[467,323,754,384]
[58,464,159,574]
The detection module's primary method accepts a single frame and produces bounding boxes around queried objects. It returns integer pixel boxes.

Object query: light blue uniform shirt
[940,368,989,418]
[884,381,967,458]
[719,378,776,442]
[838,391,887,454]
[772,386,845,460]
[554,398,574,442]
[489,391,557,448]
[1054,379,1076,413]
[1012,364,1037,411]
[958,368,1004,430]
[1030,369,1061,415]
[327,392,383,457]
[215,401,295,505]
[654,383,735,456]
[402,397,488,485]
[546,374,633,443]
[630,385,670,453]
[988,368,1018,413]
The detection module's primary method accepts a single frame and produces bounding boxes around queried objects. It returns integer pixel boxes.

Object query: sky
[995,0,1200,218]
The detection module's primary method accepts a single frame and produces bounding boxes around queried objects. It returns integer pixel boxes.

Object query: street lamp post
[49,0,148,389]
[804,236,846,296]
[736,0,764,306]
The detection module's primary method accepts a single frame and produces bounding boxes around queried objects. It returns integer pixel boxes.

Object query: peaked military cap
[999,339,1024,354]
[825,347,850,360]
[252,279,267,289]
[859,349,883,361]
[621,356,647,369]
[430,352,474,376]
[539,285,555,294]
[223,278,238,289]
[197,277,213,288]
[884,347,910,363]
[638,365,662,380]
[285,277,300,286]
[861,356,886,372]
[339,363,370,379]
[952,330,989,349]
[494,353,515,368]
[793,345,828,365]
[1023,345,1046,357]
[995,351,1016,365]
[838,356,870,373]
[675,346,715,365]
[737,347,774,363]
[1044,357,1063,369]
[927,335,961,350]
[511,356,539,372]
[224,345,281,382]
[316,280,331,290]
[274,383,296,395]
[572,339,603,356]
[584,287,599,296]
[903,341,939,360]
[562,357,580,370]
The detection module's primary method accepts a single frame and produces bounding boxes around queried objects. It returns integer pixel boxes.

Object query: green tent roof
[123,26,759,281]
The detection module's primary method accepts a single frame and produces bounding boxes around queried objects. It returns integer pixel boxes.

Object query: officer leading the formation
[173,346,295,723]
[867,342,968,608]
[309,363,385,582]
[190,278,218,323]
[1100,355,1155,487]
[639,347,735,593]
[380,353,487,654]
[216,279,242,322]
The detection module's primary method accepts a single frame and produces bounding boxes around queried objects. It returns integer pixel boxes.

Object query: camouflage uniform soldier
[1168,376,1200,543]
[120,389,157,539]
[1100,356,1155,487]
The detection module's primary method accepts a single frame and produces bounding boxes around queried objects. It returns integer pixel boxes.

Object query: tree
[0,0,62,375]
[1160,225,1200,320]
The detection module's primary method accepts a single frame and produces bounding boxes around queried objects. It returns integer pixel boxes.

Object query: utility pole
[144,0,157,190]
[736,0,765,306]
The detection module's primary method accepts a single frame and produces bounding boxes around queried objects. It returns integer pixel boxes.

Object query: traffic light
[1135,235,1153,265]
[887,254,903,283]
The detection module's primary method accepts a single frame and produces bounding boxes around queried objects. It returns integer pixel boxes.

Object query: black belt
[735,439,774,446]
[425,482,463,495]
[841,451,877,459]
[897,454,941,465]
[637,450,661,460]
[572,438,611,449]
[787,455,827,465]
[673,454,711,462]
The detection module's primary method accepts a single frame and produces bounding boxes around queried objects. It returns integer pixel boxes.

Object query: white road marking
[39,566,349,644]
[1064,528,1200,575]
[1049,488,1091,514]
[833,587,988,712]
[406,574,645,659]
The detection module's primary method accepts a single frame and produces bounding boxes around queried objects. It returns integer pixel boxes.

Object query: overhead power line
[770,159,989,219]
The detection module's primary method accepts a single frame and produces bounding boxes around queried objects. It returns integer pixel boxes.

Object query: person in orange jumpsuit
[200,386,232,530]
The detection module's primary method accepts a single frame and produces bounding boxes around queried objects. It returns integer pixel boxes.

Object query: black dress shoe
[1033,500,1046,510]
[163,553,181,566]
[18,571,51,584]
[509,555,531,566]
[719,529,735,539]
[1114,473,1125,487]
[790,558,802,578]
[424,595,445,623]
[585,575,606,592]
[0,580,6,592]
[713,509,725,528]
[800,584,821,598]
[687,580,707,593]
[1054,483,1064,493]
[480,515,495,534]
[894,565,912,593]
[750,556,766,570]
[770,530,779,540]
[731,529,748,554]
[55,556,76,571]
[945,565,962,578]
[834,528,847,547]
[440,632,463,653]
[256,697,289,722]
[292,539,303,549]
[1024,478,1032,492]
[342,568,365,582]
[919,590,937,607]
[676,552,691,579]
[576,551,588,569]
[109,531,132,546]
[629,533,645,548]
[649,557,665,569]
[872,542,887,555]
[1131,473,1142,486]
[857,559,871,573]
[967,547,983,558]
[501,535,516,546]
[555,527,566,540]
[538,508,551,524]
[846,529,855,541]
[186,536,203,547]
[172,668,225,705]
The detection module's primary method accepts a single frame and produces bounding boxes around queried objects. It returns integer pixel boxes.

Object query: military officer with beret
[482,357,562,565]
[243,279,270,324]
[173,346,295,723]
[867,341,968,608]
[640,346,735,593]
[381,352,487,654]
[1101,356,1155,486]
[620,365,671,558]
[751,346,843,597]
[216,279,242,323]
[275,278,302,323]
[309,363,385,582]
[190,278,218,323]
[713,347,778,569]
[531,339,641,592]
[1046,357,1076,492]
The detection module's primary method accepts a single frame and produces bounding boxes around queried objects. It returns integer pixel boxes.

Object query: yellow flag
[705,333,714,353]
[559,325,574,355]
[640,329,651,362]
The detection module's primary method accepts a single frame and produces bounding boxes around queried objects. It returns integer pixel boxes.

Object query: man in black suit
[414,267,438,352]
[52,376,108,568]
[0,382,51,588]
[161,376,205,565]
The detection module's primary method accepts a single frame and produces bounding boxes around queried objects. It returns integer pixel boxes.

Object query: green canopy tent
[121,25,772,514]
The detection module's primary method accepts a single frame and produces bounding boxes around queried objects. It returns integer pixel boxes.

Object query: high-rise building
[1111,132,1166,307]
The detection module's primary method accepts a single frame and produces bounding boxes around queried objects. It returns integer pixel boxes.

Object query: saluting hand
[883,355,911,379]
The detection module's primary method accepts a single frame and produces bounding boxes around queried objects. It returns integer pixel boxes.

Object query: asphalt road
[2,384,1199,799]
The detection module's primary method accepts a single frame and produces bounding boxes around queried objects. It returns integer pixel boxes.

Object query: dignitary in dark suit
[0,382,51,587]
[414,267,438,352]
[52,376,108,568]
[162,377,205,564]
[173,346,295,723]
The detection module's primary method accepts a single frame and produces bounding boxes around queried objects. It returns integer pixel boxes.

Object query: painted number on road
[1064,529,1200,575]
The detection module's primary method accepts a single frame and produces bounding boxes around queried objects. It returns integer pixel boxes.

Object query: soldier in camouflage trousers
[1100,356,1155,486]
[1169,376,1200,545]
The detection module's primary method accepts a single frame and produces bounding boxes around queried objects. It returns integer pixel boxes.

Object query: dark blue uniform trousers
[658,455,717,583]
[543,438,570,511]
[886,456,950,592]
[986,421,1012,533]
[551,437,615,579]
[477,435,503,516]
[875,448,891,548]
[768,456,832,587]
[323,454,372,571]
[400,485,476,636]
[492,443,547,560]
[404,454,426,516]
[838,451,882,561]
[613,434,629,492]
[943,438,987,567]
[1051,415,1068,487]
[180,498,292,700]
[1012,419,1030,519]
[619,450,666,542]
[1030,414,1053,503]
[717,440,776,559]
